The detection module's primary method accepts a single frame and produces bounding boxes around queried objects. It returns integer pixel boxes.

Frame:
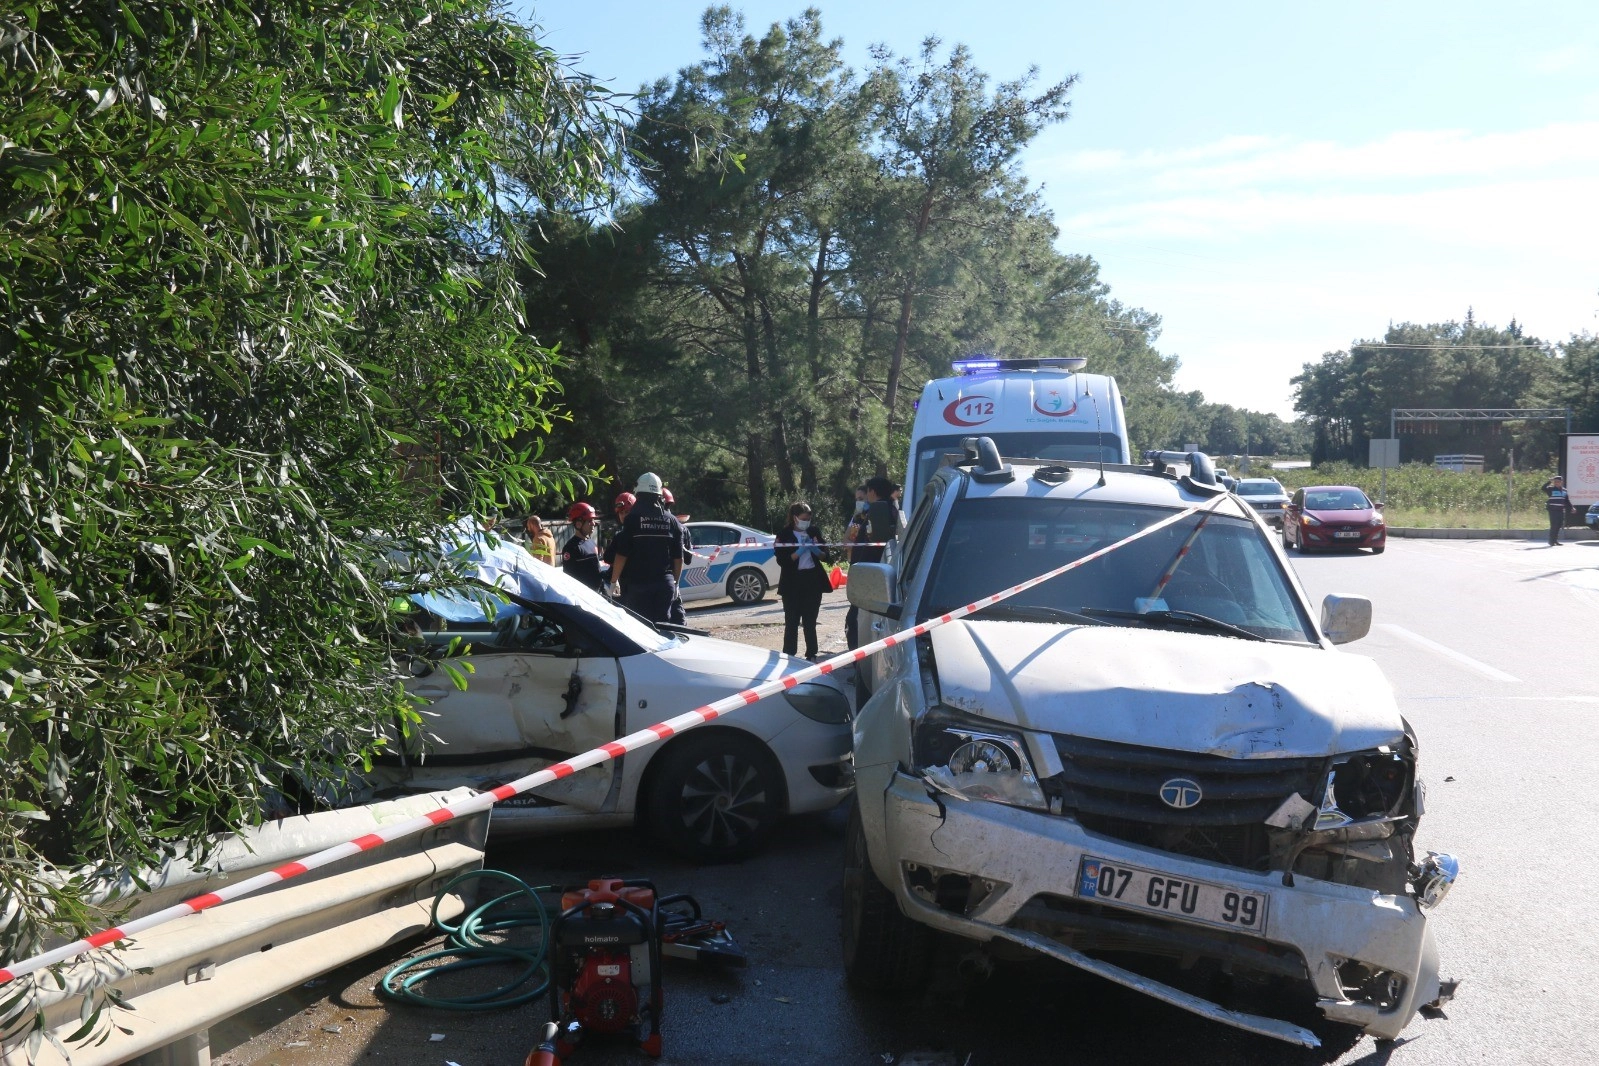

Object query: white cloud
[1047,123,1599,191]
[1062,177,1599,254]
[1036,123,1599,418]
[1531,44,1590,74]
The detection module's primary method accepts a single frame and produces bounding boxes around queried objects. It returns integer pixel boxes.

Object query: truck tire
[841,800,934,992]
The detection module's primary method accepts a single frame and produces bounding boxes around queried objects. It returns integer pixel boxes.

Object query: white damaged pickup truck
[842,440,1458,1048]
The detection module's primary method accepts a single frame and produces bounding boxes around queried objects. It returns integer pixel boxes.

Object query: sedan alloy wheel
[727,567,768,605]
[644,733,781,861]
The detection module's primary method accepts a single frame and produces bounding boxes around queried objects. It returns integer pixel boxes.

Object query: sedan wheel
[727,567,768,605]
[644,732,781,861]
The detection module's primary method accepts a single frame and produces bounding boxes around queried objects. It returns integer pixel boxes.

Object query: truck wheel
[643,731,782,861]
[842,801,934,992]
[727,567,768,605]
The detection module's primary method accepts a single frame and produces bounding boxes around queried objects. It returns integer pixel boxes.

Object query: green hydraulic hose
[378,869,555,1010]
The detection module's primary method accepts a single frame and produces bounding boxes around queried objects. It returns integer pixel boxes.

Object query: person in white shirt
[773,502,834,660]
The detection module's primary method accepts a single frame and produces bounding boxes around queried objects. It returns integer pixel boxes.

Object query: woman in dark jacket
[773,501,834,660]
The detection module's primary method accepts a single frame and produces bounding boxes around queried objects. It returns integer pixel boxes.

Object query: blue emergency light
[952,358,1003,373]
[952,356,1088,376]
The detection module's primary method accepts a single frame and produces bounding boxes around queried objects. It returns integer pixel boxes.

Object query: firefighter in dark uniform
[560,502,608,593]
[608,473,688,625]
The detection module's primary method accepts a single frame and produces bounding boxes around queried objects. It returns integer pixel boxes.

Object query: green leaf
[236,537,292,559]
[30,569,59,622]
[440,662,471,691]
[378,73,402,127]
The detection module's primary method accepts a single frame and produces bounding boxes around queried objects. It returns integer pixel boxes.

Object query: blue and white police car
[680,522,781,605]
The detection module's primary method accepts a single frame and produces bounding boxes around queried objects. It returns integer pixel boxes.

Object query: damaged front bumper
[873,771,1454,1045]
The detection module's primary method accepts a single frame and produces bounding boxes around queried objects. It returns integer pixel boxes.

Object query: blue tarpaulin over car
[410,517,589,622]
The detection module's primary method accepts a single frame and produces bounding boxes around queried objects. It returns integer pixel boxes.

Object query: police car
[904,357,1132,514]
[680,522,782,605]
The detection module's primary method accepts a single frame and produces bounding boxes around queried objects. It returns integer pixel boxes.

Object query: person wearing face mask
[773,501,834,660]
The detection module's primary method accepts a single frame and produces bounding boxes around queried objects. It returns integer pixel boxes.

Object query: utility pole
[1506,448,1514,530]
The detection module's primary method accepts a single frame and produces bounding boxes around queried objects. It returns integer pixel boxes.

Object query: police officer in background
[608,473,689,625]
[1541,474,1576,546]
[560,502,609,593]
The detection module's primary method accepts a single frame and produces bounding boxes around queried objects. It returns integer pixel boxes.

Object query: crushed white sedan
[349,526,853,860]
[844,440,1457,1047]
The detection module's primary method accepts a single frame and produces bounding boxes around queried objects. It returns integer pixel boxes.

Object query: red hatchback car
[1283,485,1386,554]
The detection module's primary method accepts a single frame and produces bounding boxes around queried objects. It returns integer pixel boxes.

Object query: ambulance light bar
[952,356,1088,376]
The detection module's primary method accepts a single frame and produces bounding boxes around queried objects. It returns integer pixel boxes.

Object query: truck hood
[929,621,1403,758]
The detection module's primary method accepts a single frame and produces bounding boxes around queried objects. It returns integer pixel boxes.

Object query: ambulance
[902,357,1131,513]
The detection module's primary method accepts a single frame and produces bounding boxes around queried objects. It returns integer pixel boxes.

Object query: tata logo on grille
[1159,778,1203,809]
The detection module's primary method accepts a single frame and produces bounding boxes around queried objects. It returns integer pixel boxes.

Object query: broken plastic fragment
[1265,792,1316,830]
[923,764,1042,806]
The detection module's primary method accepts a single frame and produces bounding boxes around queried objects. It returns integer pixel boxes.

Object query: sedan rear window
[1304,489,1371,510]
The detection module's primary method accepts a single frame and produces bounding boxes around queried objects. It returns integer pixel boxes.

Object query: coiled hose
[378,869,555,1010]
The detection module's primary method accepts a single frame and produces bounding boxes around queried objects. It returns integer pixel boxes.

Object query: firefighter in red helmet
[560,502,608,594]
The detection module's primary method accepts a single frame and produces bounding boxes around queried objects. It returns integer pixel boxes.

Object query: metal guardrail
[1,789,489,1066]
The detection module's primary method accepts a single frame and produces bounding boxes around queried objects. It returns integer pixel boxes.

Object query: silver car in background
[1235,477,1291,527]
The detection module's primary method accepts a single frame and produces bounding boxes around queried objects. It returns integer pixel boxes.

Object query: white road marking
[1378,623,1522,683]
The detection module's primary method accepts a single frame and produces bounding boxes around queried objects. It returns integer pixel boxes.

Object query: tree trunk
[798,230,831,494]
[837,299,877,494]
[881,195,935,474]
[746,431,768,527]
[734,252,771,525]
[758,290,797,496]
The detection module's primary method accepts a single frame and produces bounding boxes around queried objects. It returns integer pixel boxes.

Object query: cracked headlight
[912,710,1048,811]
[1316,748,1414,828]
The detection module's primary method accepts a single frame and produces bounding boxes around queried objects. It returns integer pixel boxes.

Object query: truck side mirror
[846,563,901,620]
[1320,593,1372,644]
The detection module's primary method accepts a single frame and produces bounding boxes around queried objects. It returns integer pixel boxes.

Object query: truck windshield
[919,498,1317,643]
[913,432,1124,498]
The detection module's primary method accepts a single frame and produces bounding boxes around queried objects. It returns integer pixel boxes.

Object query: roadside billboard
[1562,433,1599,507]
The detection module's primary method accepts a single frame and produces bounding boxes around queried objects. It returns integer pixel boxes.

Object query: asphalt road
[213,539,1599,1066]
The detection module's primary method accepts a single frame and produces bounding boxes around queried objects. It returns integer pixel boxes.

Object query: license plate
[1333,531,1361,539]
[1077,857,1269,936]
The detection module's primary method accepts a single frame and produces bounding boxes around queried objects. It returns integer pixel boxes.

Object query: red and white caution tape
[691,541,892,560]
[0,498,1215,987]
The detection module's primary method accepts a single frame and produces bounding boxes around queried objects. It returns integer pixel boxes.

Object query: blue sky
[519,1,1599,417]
